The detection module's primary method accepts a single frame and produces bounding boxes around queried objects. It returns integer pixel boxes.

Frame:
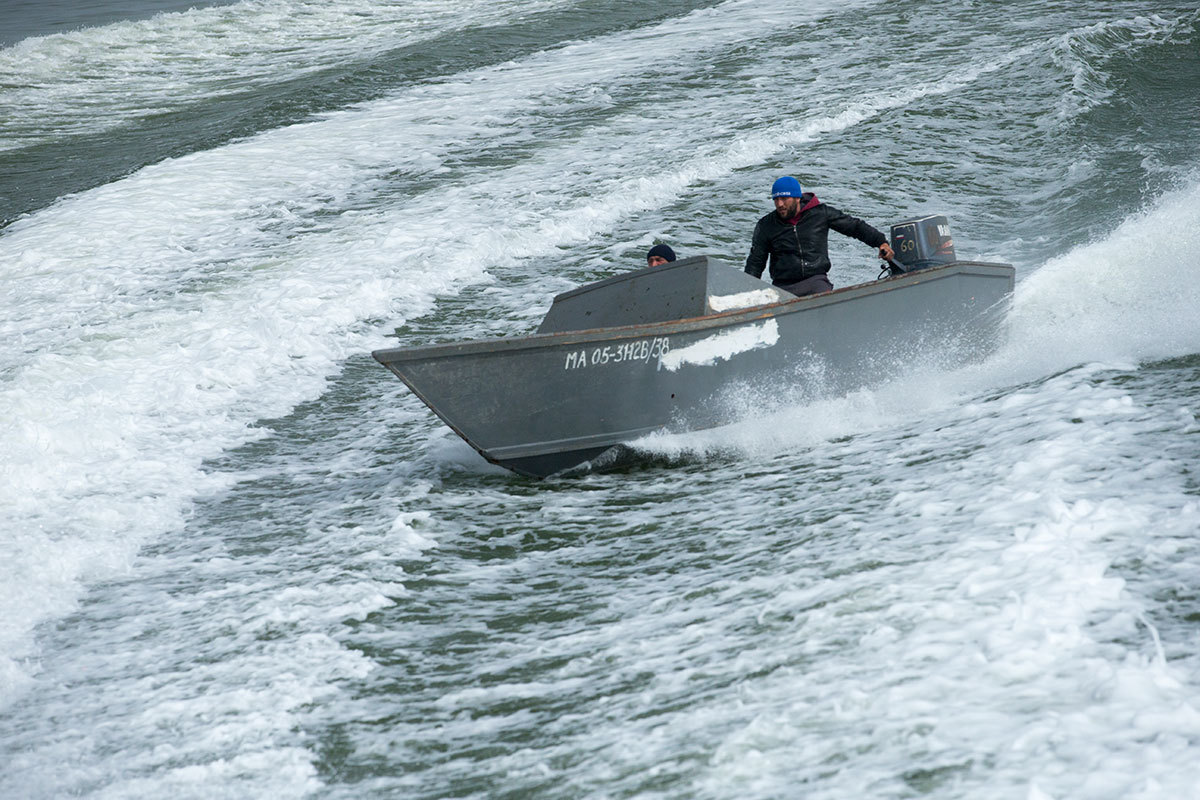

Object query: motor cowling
[890,214,956,272]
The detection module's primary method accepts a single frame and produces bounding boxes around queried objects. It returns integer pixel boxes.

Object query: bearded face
[773,196,802,219]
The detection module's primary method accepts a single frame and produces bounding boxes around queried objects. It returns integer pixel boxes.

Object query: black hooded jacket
[744,193,886,286]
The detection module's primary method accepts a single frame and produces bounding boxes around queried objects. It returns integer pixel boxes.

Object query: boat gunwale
[372,260,1014,364]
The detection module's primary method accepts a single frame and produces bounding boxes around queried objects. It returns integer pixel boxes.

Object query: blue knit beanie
[647,244,676,262]
[771,176,803,198]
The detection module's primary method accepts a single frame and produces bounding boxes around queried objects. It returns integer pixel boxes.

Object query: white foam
[2,2,1199,795]
[2,6,1193,720]
[0,0,948,652]
[622,365,1200,798]
[1006,177,1200,375]
[0,0,573,151]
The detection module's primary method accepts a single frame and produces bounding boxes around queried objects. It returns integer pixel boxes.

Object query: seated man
[646,243,677,267]
[745,176,894,296]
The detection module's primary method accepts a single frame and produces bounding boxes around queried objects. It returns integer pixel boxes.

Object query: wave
[1006,175,1200,371]
[1049,10,1199,124]
[2,0,1198,718]
[0,0,900,712]
[0,0,572,152]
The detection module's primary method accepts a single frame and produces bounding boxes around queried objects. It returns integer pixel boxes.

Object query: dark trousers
[778,274,833,297]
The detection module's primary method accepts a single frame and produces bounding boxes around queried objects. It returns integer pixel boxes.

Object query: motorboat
[373,217,1014,478]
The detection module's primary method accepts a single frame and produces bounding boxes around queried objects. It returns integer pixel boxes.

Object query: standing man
[745,176,894,296]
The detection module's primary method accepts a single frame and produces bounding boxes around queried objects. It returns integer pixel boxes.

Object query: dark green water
[2,2,1200,797]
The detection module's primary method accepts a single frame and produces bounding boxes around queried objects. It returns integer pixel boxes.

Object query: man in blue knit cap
[646,243,677,268]
[745,176,894,296]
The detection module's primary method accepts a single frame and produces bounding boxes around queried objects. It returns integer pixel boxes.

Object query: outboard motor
[889,214,956,273]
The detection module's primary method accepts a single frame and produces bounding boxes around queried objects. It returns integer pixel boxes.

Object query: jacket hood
[783,192,821,224]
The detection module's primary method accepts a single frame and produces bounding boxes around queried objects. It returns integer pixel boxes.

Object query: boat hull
[373,260,1014,477]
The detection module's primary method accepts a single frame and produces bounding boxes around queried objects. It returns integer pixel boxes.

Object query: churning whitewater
[2,1,1199,798]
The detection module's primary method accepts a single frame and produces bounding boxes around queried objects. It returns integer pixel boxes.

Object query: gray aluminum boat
[373,251,1015,478]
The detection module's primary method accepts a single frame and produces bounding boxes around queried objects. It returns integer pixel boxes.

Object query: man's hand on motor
[878,242,895,260]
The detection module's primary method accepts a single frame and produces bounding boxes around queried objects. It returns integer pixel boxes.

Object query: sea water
[2,1,1199,797]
